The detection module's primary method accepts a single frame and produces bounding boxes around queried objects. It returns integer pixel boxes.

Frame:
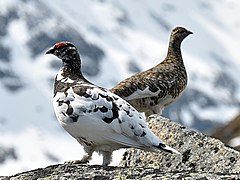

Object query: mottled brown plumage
[111,27,192,117]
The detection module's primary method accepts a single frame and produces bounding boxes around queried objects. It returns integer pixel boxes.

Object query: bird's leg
[78,146,94,163]
[65,146,93,164]
[101,151,112,167]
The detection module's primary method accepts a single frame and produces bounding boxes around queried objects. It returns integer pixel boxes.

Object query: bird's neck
[60,55,84,80]
[166,40,183,62]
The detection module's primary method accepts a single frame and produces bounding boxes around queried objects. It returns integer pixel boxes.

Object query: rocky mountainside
[1,0,240,175]
[1,116,240,179]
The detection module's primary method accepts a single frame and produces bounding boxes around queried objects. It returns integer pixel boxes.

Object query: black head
[45,41,79,63]
[170,26,193,44]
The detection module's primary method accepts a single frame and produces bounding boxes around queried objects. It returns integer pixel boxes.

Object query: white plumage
[46,41,180,166]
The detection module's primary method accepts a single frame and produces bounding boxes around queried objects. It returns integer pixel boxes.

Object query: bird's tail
[153,142,181,154]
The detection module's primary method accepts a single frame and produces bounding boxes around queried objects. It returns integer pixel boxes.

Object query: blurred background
[0,0,240,175]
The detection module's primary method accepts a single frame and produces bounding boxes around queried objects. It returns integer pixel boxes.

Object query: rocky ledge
[1,115,240,180]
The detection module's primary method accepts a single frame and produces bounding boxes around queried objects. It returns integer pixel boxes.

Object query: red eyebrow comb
[55,42,67,49]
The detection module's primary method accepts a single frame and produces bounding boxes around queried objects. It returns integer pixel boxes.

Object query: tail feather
[154,143,181,155]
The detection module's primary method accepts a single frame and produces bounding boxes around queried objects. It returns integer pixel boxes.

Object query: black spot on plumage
[139,123,145,128]
[99,93,108,98]
[118,119,122,124]
[113,96,119,100]
[71,115,79,122]
[64,100,70,106]
[103,117,113,124]
[84,93,91,98]
[92,95,99,100]
[131,126,134,129]
[100,106,108,113]
[106,96,114,102]
[66,104,73,116]
[57,100,64,106]
[123,109,133,117]
[140,131,146,137]
[93,108,98,112]
[102,102,119,124]
[124,109,130,115]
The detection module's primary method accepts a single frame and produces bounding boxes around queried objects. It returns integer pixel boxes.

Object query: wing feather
[55,85,161,149]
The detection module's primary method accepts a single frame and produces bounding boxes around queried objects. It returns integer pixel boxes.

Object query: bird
[46,41,180,167]
[111,26,192,117]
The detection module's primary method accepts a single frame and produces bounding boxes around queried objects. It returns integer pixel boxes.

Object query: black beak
[45,47,55,55]
[188,30,193,35]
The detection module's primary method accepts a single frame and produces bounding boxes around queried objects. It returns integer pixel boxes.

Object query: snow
[0,127,80,175]
[1,0,240,176]
[0,0,16,15]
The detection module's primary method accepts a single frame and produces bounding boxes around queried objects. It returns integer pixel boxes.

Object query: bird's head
[46,41,79,64]
[170,26,193,44]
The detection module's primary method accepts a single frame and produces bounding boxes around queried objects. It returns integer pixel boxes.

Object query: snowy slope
[0,0,240,175]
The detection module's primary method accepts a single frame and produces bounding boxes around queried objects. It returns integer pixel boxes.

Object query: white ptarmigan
[46,42,180,166]
[111,27,192,117]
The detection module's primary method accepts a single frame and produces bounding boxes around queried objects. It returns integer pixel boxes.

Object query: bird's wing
[111,72,169,101]
[111,62,183,101]
[55,84,165,149]
[120,85,160,101]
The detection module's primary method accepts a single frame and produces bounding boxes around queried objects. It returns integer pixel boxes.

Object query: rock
[120,115,240,174]
[1,164,240,180]
[1,115,240,179]
[0,145,17,164]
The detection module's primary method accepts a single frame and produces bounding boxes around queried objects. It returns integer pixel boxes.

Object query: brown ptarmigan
[46,42,180,167]
[111,27,192,117]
